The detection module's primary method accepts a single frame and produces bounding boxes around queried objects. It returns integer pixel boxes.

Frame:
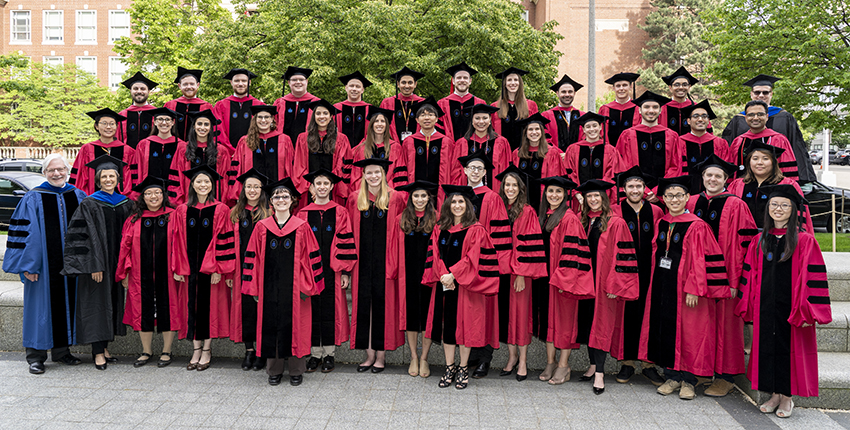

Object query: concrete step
[819,301,850,352]
[824,252,850,301]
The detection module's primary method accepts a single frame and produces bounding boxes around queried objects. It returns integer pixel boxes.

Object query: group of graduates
[2,63,832,417]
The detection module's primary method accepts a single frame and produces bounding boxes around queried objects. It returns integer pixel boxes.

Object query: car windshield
[14,174,48,190]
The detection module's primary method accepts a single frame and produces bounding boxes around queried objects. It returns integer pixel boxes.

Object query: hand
[225,279,233,288]
[646,190,659,203]
[513,275,526,293]
[730,288,738,299]
[92,272,103,283]
[340,274,351,289]
[23,271,38,282]
[607,293,617,299]
[121,278,128,289]
[576,194,584,206]
[560,152,566,160]
[685,293,698,308]
[802,323,813,327]
[211,273,221,284]
[173,274,185,282]
[439,273,455,287]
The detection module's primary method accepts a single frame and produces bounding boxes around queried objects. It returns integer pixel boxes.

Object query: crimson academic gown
[230,131,295,204]
[452,134,511,190]
[617,124,682,184]
[380,94,424,143]
[471,185,512,345]
[729,129,799,181]
[350,140,406,190]
[292,131,350,204]
[727,178,815,233]
[241,216,324,358]
[134,136,187,203]
[173,141,231,205]
[500,205,547,346]
[546,208,595,349]
[437,93,486,143]
[212,95,263,150]
[736,230,831,397]
[639,213,732,376]
[542,106,585,151]
[510,145,565,209]
[401,130,455,202]
[69,140,138,196]
[164,97,214,141]
[491,99,539,151]
[116,207,182,333]
[228,206,265,344]
[346,190,406,351]
[394,208,437,333]
[687,192,758,375]
[274,92,319,143]
[296,201,357,347]
[170,201,236,340]
[659,100,713,137]
[598,100,641,147]
[678,132,730,192]
[334,100,373,148]
[118,104,157,149]
[422,222,500,347]
[563,139,620,210]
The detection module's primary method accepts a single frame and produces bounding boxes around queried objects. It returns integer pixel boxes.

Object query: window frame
[42,10,64,44]
[10,10,32,44]
[75,10,97,44]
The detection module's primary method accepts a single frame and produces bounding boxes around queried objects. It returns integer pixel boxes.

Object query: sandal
[187,348,201,371]
[197,348,212,371]
[419,358,430,378]
[439,364,458,388]
[133,353,152,368]
[455,365,470,390]
[157,352,173,368]
[775,400,794,418]
[548,366,571,385]
[408,359,419,377]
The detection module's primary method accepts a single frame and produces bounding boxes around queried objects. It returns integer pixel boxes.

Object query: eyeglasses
[466,166,486,172]
[745,112,767,118]
[671,83,689,88]
[271,195,292,201]
[45,167,67,174]
[663,193,687,201]
[769,202,793,210]
[752,91,771,96]
[690,114,710,120]
[244,185,263,190]
[155,118,174,123]
[418,112,437,119]
[255,115,273,120]
[97,122,117,127]
[144,190,163,197]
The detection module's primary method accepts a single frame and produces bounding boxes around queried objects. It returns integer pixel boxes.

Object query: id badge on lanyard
[659,223,675,270]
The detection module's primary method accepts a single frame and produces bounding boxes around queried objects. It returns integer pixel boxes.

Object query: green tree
[0,55,116,147]
[704,0,850,133]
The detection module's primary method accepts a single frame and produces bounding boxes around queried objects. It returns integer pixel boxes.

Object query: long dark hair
[186,173,217,207]
[246,115,278,151]
[538,185,568,232]
[363,113,392,158]
[499,172,528,223]
[742,149,783,184]
[399,190,437,234]
[185,121,218,168]
[580,191,612,233]
[307,108,337,154]
[497,75,529,120]
[230,184,271,224]
[130,187,173,222]
[519,122,549,159]
[150,120,176,137]
[760,198,799,263]
[437,194,477,230]
[463,114,497,140]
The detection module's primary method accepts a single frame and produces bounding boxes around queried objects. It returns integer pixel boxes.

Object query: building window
[76,56,97,77]
[43,10,64,43]
[76,10,97,44]
[43,56,64,67]
[109,10,131,44]
[11,11,31,43]
[108,57,128,89]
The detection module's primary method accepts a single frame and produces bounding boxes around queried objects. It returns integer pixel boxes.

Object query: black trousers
[665,368,698,385]
[26,347,70,364]
[588,347,607,373]
[267,356,306,377]
[469,345,494,365]
[90,341,108,355]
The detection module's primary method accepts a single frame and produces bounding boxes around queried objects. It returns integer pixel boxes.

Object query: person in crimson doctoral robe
[736,184,831,417]
[641,176,733,401]
[274,66,320,143]
[537,176,594,385]
[175,110,231,204]
[394,180,440,378]
[334,71,374,148]
[229,104,295,204]
[598,72,642,147]
[678,100,729,192]
[115,177,181,368]
[721,74,816,183]
[293,99,350,204]
[170,165,237,371]
[70,108,137,196]
[658,67,712,136]
[456,152,512,379]
[381,66,426,142]
[563,112,619,210]
[511,113,565,209]
[212,68,263,151]
[543,74,585,151]
[422,185,500,390]
[62,156,132,370]
[438,62,487,143]
[350,107,406,190]
[575,179,639,395]
[135,107,186,204]
[228,168,271,372]
[728,100,799,181]
[453,104,511,190]
[346,158,405,372]
[401,97,454,202]
[164,67,214,141]
[117,72,158,149]
[491,67,539,151]
[610,166,666,386]
[494,165,547,381]
[297,168,357,374]
[685,155,758,397]
[241,178,324,387]
[617,91,681,184]
[4,155,87,374]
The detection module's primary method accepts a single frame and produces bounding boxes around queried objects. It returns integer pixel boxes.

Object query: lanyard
[664,222,675,258]
[425,134,431,155]
[560,109,571,126]
[400,98,412,129]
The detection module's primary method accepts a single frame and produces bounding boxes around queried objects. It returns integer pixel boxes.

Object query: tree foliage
[0,55,116,147]
[704,0,850,132]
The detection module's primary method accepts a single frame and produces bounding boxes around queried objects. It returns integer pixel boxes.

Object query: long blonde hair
[356,167,390,211]
[498,75,529,120]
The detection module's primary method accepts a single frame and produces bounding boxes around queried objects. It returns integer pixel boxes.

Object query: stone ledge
[736,352,850,410]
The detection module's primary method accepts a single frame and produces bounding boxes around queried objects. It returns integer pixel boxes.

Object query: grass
[815,232,850,252]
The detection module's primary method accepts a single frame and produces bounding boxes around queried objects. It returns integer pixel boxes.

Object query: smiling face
[371,114,387,135]
[411,189,429,211]
[288,75,308,97]
[670,77,690,101]
[143,187,163,211]
[309,175,333,200]
[502,175,519,204]
[192,173,212,200]
[271,188,293,212]
[613,81,631,101]
[154,115,174,136]
[255,110,274,134]
[749,150,774,179]
[464,159,486,187]
[231,74,250,96]
[178,76,199,98]
[639,101,661,123]
[472,113,491,134]
[557,84,575,106]
[364,165,384,189]
[505,74,521,95]
[689,107,710,133]
[583,120,601,141]
[313,107,331,128]
[624,178,646,204]
[194,117,211,140]
[95,116,118,139]
[45,158,68,187]
[453,71,471,94]
[98,169,119,194]
[662,185,689,215]
[416,109,437,131]
[345,79,364,101]
[745,104,768,132]
[243,177,263,205]
[768,196,793,226]
[585,191,602,212]
[750,85,773,105]
[702,166,727,196]
[546,185,565,209]
[526,123,543,144]
[450,195,467,219]
[397,75,417,97]
[130,82,150,105]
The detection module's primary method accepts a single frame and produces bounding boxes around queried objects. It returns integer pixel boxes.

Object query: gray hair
[42,153,71,182]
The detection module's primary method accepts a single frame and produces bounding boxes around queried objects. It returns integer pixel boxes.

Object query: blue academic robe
[3,182,87,350]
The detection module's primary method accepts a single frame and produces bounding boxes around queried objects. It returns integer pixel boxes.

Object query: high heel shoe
[516,373,527,382]
[500,363,516,377]
[196,348,211,371]
[439,364,458,388]
[455,365,470,390]
[93,354,107,371]
[187,347,201,371]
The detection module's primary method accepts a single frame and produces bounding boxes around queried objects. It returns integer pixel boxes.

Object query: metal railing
[0,147,79,162]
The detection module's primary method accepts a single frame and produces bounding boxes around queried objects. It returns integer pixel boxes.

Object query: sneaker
[679,382,696,400]
[616,365,635,383]
[321,356,335,373]
[642,367,665,386]
[657,379,681,396]
[704,379,736,397]
[305,357,321,373]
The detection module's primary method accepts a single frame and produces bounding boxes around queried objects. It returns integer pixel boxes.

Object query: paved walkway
[0,353,846,430]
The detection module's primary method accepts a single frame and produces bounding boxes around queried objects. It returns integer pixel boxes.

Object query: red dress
[69,139,138,195]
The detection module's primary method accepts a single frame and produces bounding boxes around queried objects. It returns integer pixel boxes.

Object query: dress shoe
[268,374,283,386]
[579,374,593,381]
[305,356,321,373]
[290,375,303,386]
[54,354,81,366]
[775,400,794,418]
[371,365,385,373]
[196,348,211,371]
[616,365,635,383]
[157,352,173,368]
[104,356,119,364]
[357,364,373,373]
[548,367,571,385]
[252,357,266,371]
[516,373,527,382]
[657,379,681,396]
[642,367,665,386]
[419,359,430,378]
[134,353,152,368]
[593,386,605,395]
[28,362,45,375]
[679,382,696,400]
[500,363,516,377]
[93,354,107,371]
[471,362,489,379]
[241,351,255,371]
[321,356,335,373]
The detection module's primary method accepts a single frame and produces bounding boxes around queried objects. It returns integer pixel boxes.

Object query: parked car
[0,158,43,173]
[0,172,46,231]
[831,150,850,165]
[801,180,850,233]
